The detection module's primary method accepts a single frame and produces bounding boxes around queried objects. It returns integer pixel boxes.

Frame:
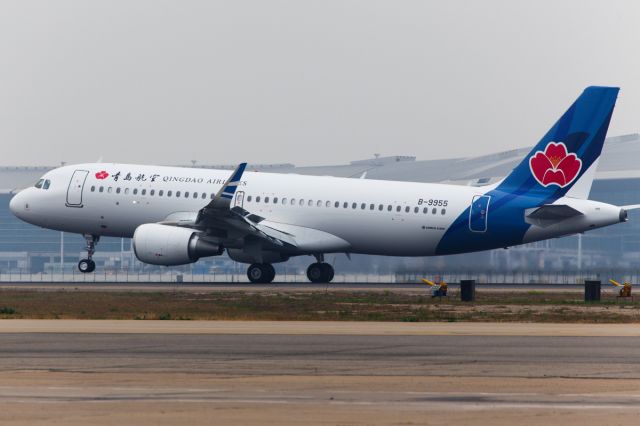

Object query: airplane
[9,86,637,284]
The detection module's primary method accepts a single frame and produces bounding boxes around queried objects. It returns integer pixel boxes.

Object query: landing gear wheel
[247,263,275,284]
[263,264,276,283]
[79,234,99,273]
[307,262,334,283]
[78,259,95,273]
[321,263,334,283]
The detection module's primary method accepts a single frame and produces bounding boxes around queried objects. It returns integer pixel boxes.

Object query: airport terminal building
[1,133,640,281]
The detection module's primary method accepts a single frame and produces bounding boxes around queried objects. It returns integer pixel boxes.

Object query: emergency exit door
[234,191,245,208]
[469,195,490,233]
[66,170,89,207]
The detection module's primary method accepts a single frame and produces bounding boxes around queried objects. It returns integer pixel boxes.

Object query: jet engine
[133,223,223,266]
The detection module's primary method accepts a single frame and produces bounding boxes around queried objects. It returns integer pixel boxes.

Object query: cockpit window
[42,180,51,190]
[34,179,44,189]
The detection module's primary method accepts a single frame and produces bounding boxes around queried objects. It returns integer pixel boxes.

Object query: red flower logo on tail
[529,142,581,188]
[95,170,109,180]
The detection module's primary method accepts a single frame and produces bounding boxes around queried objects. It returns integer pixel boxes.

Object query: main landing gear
[306,262,334,283]
[246,255,335,284]
[78,234,99,273]
[306,254,334,283]
[247,263,276,284]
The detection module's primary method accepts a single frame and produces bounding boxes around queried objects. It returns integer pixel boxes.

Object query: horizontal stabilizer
[525,204,583,227]
[527,204,583,220]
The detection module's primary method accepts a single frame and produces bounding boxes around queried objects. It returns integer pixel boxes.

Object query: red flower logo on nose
[529,142,582,188]
[95,171,109,180]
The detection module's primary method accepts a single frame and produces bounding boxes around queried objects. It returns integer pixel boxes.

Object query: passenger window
[308,200,313,206]
[360,203,366,209]
[184,191,189,198]
[210,193,215,199]
[193,192,197,199]
[291,198,296,205]
[168,190,173,197]
[273,197,278,204]
[176,191,180,197]
[107,187,113,193]
[343,202,348,208]
[352,203,357,209]
[299,199,304,206]
[125,188,130,195]
[432,208,436,214]
[334,201,339,208]
[378,204,383,211]
[282,197,287,204]
[414,207,419,213]
[116,187,121,194]
[423,207,428,214]
[133,188,138,195]
[325,201,331,207]
[369,204,374,210]
[202,193,206,199]
[141,189,146,195]
[150,189,155,196]
[91,186,96,192]
[441,208,446,215]
[159,190,163,196]
[405,206,410,213]
[317,200,322,207]
[43,180,51,190]
[396,206,401,212]
[387,205,392,211]
[247,195,252,202]
[256,196,261,203]
[265,197,270,203]
[99,187,104,193]
[34,179,44,189]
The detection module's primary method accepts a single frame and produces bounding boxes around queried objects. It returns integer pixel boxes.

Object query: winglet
[204,163,248,212]
[219,163,247,200]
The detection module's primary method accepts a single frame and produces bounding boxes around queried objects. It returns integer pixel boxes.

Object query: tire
[321,263,334,283]
[78,259,95,273]
[247,263,266,283]
[263,264,276,283]
[306,263,325,283]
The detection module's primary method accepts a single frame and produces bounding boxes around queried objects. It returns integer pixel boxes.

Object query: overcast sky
[1,0,639,167]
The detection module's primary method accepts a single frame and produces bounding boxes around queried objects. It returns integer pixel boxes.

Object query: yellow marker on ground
[421,278,436,286]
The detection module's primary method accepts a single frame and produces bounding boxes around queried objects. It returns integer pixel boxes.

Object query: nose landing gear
[78,234,99,273]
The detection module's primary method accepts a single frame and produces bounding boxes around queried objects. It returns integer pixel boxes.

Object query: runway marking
[2,320,640,336]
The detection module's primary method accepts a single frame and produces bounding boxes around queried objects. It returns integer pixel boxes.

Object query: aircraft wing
[160,163,350,254]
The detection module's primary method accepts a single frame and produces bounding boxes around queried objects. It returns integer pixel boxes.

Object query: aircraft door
[469,195,490,232]
[234,191,245,208]
[66,170,89,207]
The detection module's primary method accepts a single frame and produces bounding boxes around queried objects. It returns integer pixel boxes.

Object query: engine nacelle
[133,223,223,266]
[227,248,289,264]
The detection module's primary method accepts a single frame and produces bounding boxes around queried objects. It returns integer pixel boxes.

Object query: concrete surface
[1,321,639,425]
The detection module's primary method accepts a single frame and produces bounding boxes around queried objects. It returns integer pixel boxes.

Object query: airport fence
[0,269,635,284]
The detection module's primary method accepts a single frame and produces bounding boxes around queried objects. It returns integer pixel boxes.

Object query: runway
[0,321,639,425]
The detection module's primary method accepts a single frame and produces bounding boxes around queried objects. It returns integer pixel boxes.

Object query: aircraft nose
[9,190,29,219]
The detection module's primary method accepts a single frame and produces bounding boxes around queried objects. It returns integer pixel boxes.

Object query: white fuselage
[10,163,625,258]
